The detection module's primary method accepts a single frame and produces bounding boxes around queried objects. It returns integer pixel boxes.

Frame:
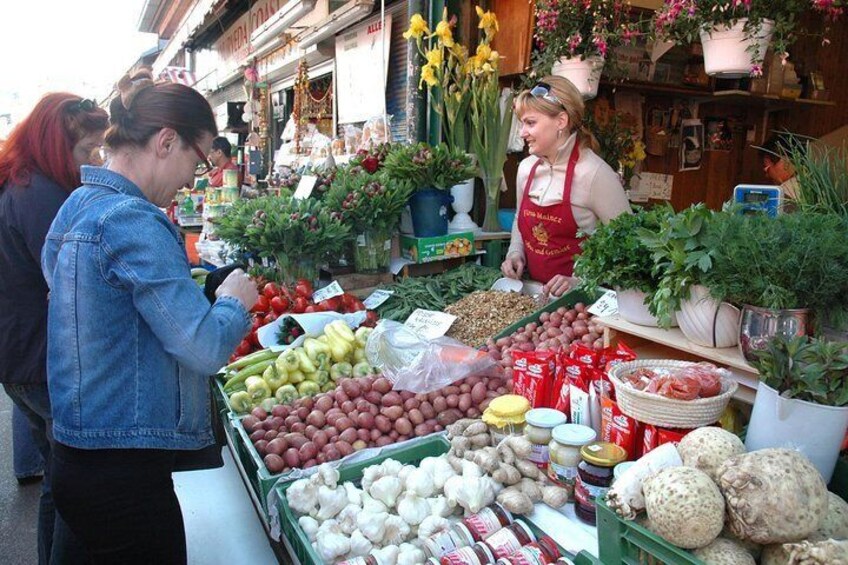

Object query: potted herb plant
[700,211,848,361]
[652,0,843,77]
[748,335,848,481]
[574,206,675,326]
[214,195,350,285]
[382,142,475,237]
[532,0,641,98]
[640,204,741,347]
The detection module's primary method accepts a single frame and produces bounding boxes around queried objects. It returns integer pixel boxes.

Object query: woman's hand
[216,269,259,311]
[542,275,571,298]
[501,252,525,279]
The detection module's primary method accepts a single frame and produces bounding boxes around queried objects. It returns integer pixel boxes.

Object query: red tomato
[350,298,366,311]
[251,295,270,314]
[270,295,290,314]
[292,297,309,314]
[364,310,379,326]
[304,305,318,313]
[262,282,280,299]
[319,296,341,312]
[341,293,357,309]
[235,340,252,357]
[294,279,313,299]
[262,312,278,326]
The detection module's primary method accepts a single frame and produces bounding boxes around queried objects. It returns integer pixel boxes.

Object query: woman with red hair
[0,92,107,564]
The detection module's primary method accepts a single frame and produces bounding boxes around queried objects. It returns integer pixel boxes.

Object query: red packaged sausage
[513,350,557,409]
[600,342,637,373]
[657,426,696,447]
[642,424,659,455]
[599,395,643,460]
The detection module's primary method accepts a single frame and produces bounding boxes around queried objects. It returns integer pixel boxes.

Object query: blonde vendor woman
[501,76,631,297]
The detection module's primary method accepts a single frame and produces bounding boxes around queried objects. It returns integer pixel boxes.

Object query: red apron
[517,142,585,283]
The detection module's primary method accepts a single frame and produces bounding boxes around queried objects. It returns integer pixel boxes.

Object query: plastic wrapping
[257,310,367,351]
[358,115,393,151]
[343,124,362,154]
[365,320,501,393]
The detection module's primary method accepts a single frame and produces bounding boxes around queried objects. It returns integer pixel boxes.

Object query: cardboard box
[400,232,474,264]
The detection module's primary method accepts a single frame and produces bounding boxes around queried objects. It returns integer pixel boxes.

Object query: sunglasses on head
[73,99,97,112]
[529,83,565,110]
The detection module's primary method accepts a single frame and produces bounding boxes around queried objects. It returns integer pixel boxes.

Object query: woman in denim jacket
[41,71,258,564]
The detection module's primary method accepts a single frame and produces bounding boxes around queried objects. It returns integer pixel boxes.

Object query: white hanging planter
[700,18,774,77]
[677,285,741,348]
[616,288,677,328]
[745,382,848,482]
[551,56,605,100]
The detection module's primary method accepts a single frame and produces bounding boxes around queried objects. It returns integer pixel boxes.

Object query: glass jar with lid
[481,520,536,559]
[495,535,561,564]
[574,442,627,524]
[524,409,568,467]
[482,395,531,443]
[440,543,496,565]
[547,424,597,496]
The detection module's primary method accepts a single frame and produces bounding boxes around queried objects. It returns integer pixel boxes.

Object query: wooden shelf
[601,80,836,107]
[597,314,760,404]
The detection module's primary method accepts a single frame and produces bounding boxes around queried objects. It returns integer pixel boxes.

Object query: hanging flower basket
[700,18,774,78]
[551,56,605,99]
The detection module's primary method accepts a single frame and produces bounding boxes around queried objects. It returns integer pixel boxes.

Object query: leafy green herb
[780,133,848,218]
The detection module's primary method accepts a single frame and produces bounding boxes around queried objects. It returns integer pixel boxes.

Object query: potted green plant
[324,163,414,273]
[747,335,848,481]
[574,206,674,326]
[214,195,350,284]
[781,133,848,218]
[640,204,741,347]
[700,210,848,361]
[382,142,475,237]
[531,0,641,98]
[652,0,843,77]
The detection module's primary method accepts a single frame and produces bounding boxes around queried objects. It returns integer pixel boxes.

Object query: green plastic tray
[493,287,603,341]
[230,416,289,516]
[213,377,232,418]
[596,498,705,565]
[275,434,598,565]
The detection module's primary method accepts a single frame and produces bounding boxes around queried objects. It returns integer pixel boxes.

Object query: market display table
[597,314,759,404]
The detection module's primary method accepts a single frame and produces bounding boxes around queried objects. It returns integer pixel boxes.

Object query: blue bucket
[409,189,454,237]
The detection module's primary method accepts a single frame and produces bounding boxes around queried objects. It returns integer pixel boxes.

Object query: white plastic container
[700,18,774,78]
[745,382,848,482]
[550,56,605,100]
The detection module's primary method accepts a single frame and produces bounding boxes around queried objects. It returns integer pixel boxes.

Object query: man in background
[758,133,799,200]
[208,136,238,188]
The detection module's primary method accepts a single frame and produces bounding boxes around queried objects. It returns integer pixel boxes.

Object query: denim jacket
[42,167,251,450]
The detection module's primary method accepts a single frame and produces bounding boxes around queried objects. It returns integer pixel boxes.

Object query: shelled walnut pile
[445,290,538,347]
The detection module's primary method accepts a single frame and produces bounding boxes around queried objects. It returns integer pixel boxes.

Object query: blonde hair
[514,76,600,154]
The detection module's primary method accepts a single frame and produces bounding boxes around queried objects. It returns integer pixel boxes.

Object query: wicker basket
[646,130,671,156]
[608,360,738,428]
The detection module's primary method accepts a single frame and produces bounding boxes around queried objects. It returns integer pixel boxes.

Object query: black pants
[51,443,186,565]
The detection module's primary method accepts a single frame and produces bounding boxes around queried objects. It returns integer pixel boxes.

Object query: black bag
[173,264,246,472]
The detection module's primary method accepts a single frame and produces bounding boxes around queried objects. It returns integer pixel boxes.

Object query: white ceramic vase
[677,285,741,348]
[616,288,677,328]
[550,56,605,99]
[700,18,774,77]
[448,179,480,234]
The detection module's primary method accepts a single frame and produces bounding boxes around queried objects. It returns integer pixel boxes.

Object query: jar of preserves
[424,524,476,559]
[547,424,597,495]
[440,543,496,565]
[574,442,627,525]
[481,520,536,559]
[461,503,514,541]
[524,409,567,467]
[495,536,561,564]
[483,395,531,443]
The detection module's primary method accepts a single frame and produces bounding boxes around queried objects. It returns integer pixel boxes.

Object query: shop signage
[214,0,284,75]
[334,13,392,124]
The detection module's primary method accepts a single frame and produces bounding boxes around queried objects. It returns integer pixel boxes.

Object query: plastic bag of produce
[257,311,367,351]
[365,320,501,393]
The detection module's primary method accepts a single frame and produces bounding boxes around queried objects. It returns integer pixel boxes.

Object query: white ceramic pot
[550,56,605,100]
[677,285,741,348]
[616,288,677,327]
[700,18,774,77]
[448,178,481,234]
[746,382,848,482]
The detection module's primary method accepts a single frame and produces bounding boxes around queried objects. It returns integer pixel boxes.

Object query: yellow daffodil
[425,48,443,68]
[420,64,438,88]
[403,14,429,40]
[432,20,455,48]
[475,6,499,38]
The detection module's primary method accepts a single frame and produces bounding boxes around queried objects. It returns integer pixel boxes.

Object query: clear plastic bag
[365,320,501,393]
[358,115,393,151]
[257,310,367,351]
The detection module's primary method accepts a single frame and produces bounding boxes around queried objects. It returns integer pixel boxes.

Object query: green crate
[493,287,603,341]
[276,433,597,565]
[231,416,288,516]
[596,498,704,565]
[213,377,232,418]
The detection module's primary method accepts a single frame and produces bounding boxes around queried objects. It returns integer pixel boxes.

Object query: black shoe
[16,474,43,486]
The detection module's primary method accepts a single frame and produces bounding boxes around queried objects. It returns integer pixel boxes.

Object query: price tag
[404,309,457,340]
[261,256,270,268]
[588,289,619,317]
[312,281,344,303]
[293,175,318,200]
[356,234,367,247]
[363,289,394,310]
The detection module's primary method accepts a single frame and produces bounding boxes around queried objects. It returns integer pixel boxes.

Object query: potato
[264,454,285,473]
[372,378,393,394]
[466,376,482,387]
[376,436,393,447]
[254,439,269,455]
[358,412,376,429]
[381,392,402,407]
[304,425,318,440]
[341,379,361,398]
[403,398,420,411]
[375,415,392,433]
[284,415,300,429]
[466,407,481,418]
[250,429,266,443]
[299,442,318,461]
[306,411,326,428]
[339,428,358,444]
[400,391,414,401]
[370,429,382,441]
[419,401,435,419]
[352,440,368,451]
[324,426,338,439]
[408,409,424,426]
[334,390,350,405]
[315,395,334,413]
[263,430,278,441]
[341,400,355,414]
[389,430,399,440]
[335,417,355,432]
[357,429,370,442]
[290,422,306,434]
[380,405,404,421]
[251,407,268,421]
[437,409,462,426]
[459,384,471,394]
[395,418,413,435]
[433,397,448,412]
[336,441,354,457]
[303,459,317,469]
[458,394,472,412]
[271,404,289,418]
[364,391,383,405]
[444,386,460,396]
[300,397,314,411]
[470,383,487,404]
[355,377,372,393]
[295,406,309,420]
[312,431,329,450]
[414,423,432,437]
[283,448,300,468]
[324,446,341,461]
[266,437,288,456]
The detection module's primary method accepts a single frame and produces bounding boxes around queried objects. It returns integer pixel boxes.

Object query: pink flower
[593,35,608,57]
[568,32,584,54]
[750,64,763,77]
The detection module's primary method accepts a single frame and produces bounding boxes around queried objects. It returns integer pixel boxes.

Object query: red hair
[0,92,109,191]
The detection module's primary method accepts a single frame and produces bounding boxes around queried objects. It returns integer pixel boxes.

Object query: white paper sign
[293,175,317,199]
[404,309,457,340]
[588,289,619,317]
[312,281,344,303]
[335,14,392,124]
[638,172,674,201]
[363,289,394,310]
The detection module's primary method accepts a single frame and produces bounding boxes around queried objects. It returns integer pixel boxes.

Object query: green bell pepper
[353,361,372,378]
[355,326,372,348]
[353,347,367,364]
[320,382,336,393]
[330,362,353,382]
[275,349,300,374]
[303,337,330,365]
[245,376,272,403]
[274,384,298,405]
[297,380,320,397]
[259,397,277,412]
[295,347,317,373]
[287,370,305,384]
[308,370,330,387]
[262,364,287,393]
[228,391,252,414]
